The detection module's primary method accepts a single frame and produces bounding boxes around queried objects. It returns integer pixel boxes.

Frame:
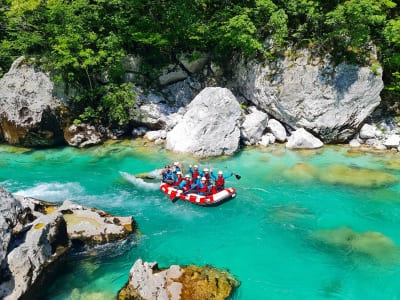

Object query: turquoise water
[1,141,400,299]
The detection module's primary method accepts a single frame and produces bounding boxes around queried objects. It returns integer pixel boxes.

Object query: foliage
[0,0,399,124]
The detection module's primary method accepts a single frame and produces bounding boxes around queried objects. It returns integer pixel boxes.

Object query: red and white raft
[160,183,236,207]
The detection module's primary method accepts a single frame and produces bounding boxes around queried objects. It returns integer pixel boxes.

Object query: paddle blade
[235,174,241,180]
[171,197,180,203]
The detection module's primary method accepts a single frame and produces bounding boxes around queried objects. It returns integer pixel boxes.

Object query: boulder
[286,128,323,149]
[118,259,240,300]
[349,139,361,147]
[159,65,188,85]
[144,130,166,142]
[267,119,287,142]
[235,49,384,143]
[132,103,171,130]
[64,123,103,148]
[258,133,275,147]
[58,200,136,246]
[384,134,400,148]
[0,187,22,270]
[0,212,70,300]
[240,106,269,145]
[0,57,70,147]
[178,52,210,74]
[360,124,377,139]
[166,87,242,157]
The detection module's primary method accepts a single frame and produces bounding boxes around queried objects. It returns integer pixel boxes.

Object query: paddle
[235,174,241,180]
[171,196,180,203]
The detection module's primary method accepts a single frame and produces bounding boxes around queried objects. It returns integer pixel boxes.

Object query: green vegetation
[0,0,399,124]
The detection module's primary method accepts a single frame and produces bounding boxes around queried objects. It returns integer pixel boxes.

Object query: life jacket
[182,180,193,192]
[215,176,225,187]
[197,183,208,194]
[192,169,199,179]
[174,176,183,184]
[204,173,210,184]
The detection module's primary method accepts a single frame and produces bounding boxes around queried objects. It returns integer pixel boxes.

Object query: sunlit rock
[118,259,240,300]
[311,226,400,264]
[319,165,398,188]
[286,128,323,149]
[240,106,269,146]
[360,124,377,139]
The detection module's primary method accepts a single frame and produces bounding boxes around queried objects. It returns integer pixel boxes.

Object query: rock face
[64,123,103,148]
[58,200,136,246]
[0,57,69,147]
[286,128,323,149]
[0,187,22,270]
[166,87,242,157]
[0,212,70,300]
[178,52,210,74]
[235,49,384,143]
[240,106,269,145]
[118,259,240,300]
[159,65,188,85]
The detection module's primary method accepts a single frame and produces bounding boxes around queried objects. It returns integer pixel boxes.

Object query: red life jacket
[182,180,192,192]
[198,184,208,193]
[215,176,225,186]
[192,169,199,179]
[204,173,210,184]
[175,177,183,185]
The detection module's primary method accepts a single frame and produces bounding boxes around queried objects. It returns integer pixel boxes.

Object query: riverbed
[1,140,400,299]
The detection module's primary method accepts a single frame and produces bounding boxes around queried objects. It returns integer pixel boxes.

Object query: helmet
[185,174,190,178]
[218,171,223,175]
[201,177,206,181]
[174,162,179,166]
[203,168,209,172]
[165,165,170,168]
[194,165,198,169]
[176,171,182,175]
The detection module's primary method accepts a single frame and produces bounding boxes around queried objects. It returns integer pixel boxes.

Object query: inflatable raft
[160,183,236,207]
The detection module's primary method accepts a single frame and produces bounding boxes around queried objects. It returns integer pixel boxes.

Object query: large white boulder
[359,123,377,139]
[286,128,324,149]
[235,49,384,143]
[268,119,287,142]
[384,134,400,148]
[241,106,269,145]
[0,57,70,146]
[166,87,242,157]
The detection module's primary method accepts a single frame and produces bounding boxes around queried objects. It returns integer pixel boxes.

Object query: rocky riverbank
[0,186,136,300]
[0,50,398,157]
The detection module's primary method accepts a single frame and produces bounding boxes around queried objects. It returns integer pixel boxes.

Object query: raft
[160,183,236,206]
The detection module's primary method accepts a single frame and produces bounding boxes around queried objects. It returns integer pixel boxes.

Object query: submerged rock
[286,128,323,149]
[0,212,70,300]
[0,57,70,147]
[118,259,239,300]
[240,106,269,146]
[311,226,400,264]
[319,164,398,188]
[166,87,242,157]
[64,123,103,148]
[385,159,400,171]
[283,162,318,181]
[235,49,383,143]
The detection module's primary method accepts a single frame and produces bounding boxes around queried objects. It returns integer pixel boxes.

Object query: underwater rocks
[286,128,323,149]
[118,259,240,300]
[0,57,70,147]
[166,87,242,157]
[64,123,104,148]
[235,49,383,143]
[0,212,70,300]
[284,163,398,188]
[311,226,400,265]
[58,200,136,246]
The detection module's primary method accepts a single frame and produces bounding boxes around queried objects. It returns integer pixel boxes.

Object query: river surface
[1,140,400,300]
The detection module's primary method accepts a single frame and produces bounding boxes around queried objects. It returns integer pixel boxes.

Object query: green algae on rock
[319,165,398,188]
[283,162,319,181]
[311,226,400,265]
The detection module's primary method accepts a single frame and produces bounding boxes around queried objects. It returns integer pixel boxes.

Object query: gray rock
[166,87,242,157]
[145,130,166,142]
[241,106,269,145]
[349,139,361,147]
[258,133,275,146]
[268,119,287,142]
[162,78,195,107]
[64,123,103,148]
[178,52,210,74]
[360,124,377,139]
[0,212,70,300]
[159,65,188,85]
[132,103,173,129]
[0,57,68,147]
[286,128,324,149]
[235,49,384,143]
[0,187,22,270]
[210,62,223,76]
[121,55,142,73]
[383,134,400,148]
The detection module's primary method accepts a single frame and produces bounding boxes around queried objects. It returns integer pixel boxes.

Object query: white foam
[146,169,162,179]
[15,182,84,201]
[119,171,160,190]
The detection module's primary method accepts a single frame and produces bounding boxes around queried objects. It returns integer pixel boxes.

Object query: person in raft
[180,174,197,194]
[188,164,200,180]
[211,170,234,192]
[199,168,211,185]
[197,177,213,195]
[172,162,182,174]
[173,171,183,188]
[161,165,174,185]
